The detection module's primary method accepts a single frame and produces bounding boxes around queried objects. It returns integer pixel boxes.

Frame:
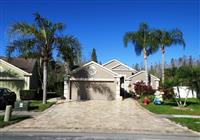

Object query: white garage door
[70,81,116,100]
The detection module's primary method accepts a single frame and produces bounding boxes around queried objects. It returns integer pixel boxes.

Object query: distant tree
[91,48,98,62]
[178,57,183,67]
[188,56,193,67]
[171,58,176,68]
[197,60,200,67]
[133,63,140,71]
[182,55,187,66]
[150,64,154,72]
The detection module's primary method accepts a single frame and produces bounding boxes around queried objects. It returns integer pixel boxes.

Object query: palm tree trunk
[64,61,70,100]
[43,60,47,104]
[161,45,165,85]
[143,48,148,85]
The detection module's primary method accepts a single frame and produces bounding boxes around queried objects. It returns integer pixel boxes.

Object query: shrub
[20,90,37,100]
[133,81,155,97]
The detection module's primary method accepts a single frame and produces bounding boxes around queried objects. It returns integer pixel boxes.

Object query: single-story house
[0,58,39,100]
[64,59,160,101]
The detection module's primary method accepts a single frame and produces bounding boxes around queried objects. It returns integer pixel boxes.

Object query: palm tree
[123,23,158,85]
[56,36,81,100]
[153,29,185,84]
[7,12,64,104]
[57,35,81,77]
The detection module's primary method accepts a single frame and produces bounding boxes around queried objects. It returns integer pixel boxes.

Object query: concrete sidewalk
[158,114,200,119]
[0,111,40,117]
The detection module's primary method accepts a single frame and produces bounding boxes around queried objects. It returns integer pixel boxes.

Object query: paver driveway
[2,99,197,135]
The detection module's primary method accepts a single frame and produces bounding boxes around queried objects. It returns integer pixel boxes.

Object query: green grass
[169,118,200,132]
[139,96,200,115]
[0,115,30,128]
[29,100,55,112]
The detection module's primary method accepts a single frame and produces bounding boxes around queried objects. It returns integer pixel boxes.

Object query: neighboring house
[65,59,160,101]
[0,58,39,100]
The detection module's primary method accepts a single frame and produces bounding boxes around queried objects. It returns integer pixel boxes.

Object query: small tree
[164,66,200,107]
[91,48,98,62]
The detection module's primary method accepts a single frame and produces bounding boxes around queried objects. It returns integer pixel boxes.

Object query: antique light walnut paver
[2,99,197,134]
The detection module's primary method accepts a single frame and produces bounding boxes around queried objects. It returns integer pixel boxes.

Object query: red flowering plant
[133,81,155,97]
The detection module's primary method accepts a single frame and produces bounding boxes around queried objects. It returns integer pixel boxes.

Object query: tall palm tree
[56,35,81,77]
[7,12,64,104]
[153,29,185,84]
[56,36,81,100]
[123,23,158,85]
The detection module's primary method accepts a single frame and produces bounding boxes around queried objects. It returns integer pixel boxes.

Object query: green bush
[20,90,37,100]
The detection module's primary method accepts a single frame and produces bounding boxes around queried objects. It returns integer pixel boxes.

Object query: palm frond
[56,35,81,66]
[8,22,38,38]
[7,38,38,57]
[170,28,186,47]
[123,32,134,47]
[52,23,64,33]
[139,22,149,32]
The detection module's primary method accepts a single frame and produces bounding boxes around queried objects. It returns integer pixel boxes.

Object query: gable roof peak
[103,59,137,72]
[0,57,37,73]
[71,60,120,76]
[0,59,32,76]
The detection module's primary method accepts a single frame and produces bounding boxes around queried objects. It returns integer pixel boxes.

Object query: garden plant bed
[0,115,30,128]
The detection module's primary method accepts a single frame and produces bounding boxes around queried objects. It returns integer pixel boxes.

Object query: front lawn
[0,115,30,128]
[29,100,55,112]
[139,96,200,115]
[169,118,200,132]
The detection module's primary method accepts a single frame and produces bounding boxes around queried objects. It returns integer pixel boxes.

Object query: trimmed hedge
[20,90,37,100]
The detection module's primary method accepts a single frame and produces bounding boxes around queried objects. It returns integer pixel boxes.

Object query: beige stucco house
[0,58,39,100]
[65,59,160,101]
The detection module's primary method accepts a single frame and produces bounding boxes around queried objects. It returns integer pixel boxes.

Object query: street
[0,132,200,140]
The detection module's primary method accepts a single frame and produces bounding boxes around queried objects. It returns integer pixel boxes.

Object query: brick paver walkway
[1,99,197,135]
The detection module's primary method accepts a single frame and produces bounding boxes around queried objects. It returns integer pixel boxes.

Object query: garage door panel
[70,81,115,100]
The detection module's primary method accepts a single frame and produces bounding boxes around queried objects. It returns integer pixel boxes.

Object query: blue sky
[0,0,199,67]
